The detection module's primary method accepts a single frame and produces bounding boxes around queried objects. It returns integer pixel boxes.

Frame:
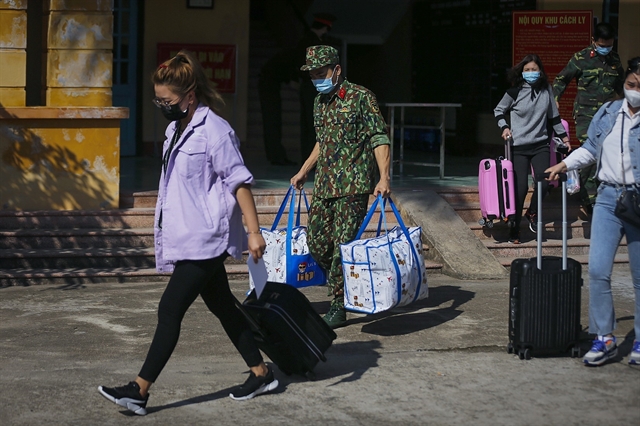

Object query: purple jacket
[154,104,253,272]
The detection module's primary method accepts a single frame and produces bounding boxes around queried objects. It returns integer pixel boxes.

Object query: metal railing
[385,103,462,179]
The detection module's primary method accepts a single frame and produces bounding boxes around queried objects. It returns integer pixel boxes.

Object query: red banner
[157,43,236,94]
[513,11,592,145]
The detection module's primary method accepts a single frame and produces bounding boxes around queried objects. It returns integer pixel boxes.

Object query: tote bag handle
[271,185,310,231]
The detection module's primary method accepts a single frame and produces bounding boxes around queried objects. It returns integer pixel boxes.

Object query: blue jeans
[588,183,640,339]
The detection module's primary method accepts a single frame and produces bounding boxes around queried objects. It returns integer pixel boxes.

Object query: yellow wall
[0,107,127,210]
[0,0,128,211]
[142,0,250,146]
[0,0,27,106]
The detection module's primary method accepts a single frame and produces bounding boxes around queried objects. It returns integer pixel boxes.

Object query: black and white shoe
[98,381,149,415]
[229,367,279,401]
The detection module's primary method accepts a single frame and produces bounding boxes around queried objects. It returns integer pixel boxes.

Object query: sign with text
[513,11,592,144]
[157,43,236,94]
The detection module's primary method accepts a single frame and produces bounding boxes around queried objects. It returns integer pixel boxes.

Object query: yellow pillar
[45,0,114,106]
[0,0,27,106]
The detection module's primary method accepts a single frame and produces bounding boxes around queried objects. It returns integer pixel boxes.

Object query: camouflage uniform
[300,46,390,306]
[552,45,624,205]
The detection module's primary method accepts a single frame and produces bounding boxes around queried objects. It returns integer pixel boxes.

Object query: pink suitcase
[478,139,516,228]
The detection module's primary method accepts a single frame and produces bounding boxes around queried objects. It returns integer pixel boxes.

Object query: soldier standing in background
[552,22,624,214]
[291,46,391,329]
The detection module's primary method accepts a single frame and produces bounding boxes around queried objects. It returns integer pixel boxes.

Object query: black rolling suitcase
[508,173,583,360]
[239,282,336,380]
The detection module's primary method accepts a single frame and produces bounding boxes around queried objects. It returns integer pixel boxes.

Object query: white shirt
[564,101,639,184]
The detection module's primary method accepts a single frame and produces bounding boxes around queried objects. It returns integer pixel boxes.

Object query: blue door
[112,0,138,156]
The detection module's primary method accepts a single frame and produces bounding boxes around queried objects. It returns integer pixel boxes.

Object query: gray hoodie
[494,83,567,146]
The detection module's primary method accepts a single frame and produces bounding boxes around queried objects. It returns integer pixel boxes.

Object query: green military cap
[300,45,339,71]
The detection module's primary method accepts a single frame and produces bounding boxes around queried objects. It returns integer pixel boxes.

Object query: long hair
[507,53,549,92]
[152,49,224,112]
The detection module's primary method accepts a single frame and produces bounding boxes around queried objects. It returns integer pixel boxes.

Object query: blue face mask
[312,67,338,94]
[594,45,612,56]
[522,71,540,84]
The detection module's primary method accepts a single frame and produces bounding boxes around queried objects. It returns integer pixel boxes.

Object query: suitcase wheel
[507,343,513,354]
[478,218,486,226]
[486,220,494,229]
[518,348,531,360]
[571,346,582,358]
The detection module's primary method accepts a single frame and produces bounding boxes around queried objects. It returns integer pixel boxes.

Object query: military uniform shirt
[552,45,624,118]
[313,79,390,199]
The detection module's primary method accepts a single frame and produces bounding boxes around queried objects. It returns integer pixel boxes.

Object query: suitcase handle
[505,136,513,161]
[534,173,568,270]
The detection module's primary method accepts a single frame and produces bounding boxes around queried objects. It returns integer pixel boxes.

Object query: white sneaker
[583,337,617,366]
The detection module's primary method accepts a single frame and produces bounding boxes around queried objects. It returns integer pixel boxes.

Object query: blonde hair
[152,49,224,112]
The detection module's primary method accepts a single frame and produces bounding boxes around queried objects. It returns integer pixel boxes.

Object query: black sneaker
[98,381,148,415]
[229,367,279,401]
[525,210,537,233]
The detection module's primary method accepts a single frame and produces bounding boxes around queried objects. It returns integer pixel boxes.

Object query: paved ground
[1,265,638,425]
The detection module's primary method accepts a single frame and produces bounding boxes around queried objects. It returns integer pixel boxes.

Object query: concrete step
[0,258,443,287]
[452,202,587,223]
[468,220,593,240]
[497,253,630,270]
[119,189,394,210]
[483,237,628,259]
[0,209,156,230]
[0,247,157,270]
[0,228,154,249]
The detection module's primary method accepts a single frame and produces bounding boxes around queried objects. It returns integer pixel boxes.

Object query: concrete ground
[1,265,638,425]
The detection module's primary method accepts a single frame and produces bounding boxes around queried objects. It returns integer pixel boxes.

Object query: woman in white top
[547,57,640,367]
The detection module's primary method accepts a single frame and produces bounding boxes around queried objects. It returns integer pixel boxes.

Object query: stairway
[437,185,629,269]
[0,189,443,286]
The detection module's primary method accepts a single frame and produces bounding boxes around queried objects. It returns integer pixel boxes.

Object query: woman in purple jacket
[98,51,278,415]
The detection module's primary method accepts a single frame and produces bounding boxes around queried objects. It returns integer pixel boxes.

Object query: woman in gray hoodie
[494,54,569,243]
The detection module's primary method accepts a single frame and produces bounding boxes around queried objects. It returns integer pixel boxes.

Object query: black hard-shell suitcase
[508,173,583,360]
[239,282,337,380]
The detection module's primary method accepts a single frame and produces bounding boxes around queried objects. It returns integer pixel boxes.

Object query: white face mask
[624,88,640,108]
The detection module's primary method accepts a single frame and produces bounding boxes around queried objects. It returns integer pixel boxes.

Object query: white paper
[247,255,267,299]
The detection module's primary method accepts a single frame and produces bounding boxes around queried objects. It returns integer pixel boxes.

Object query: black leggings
[138,255,262,383]
[512,141,551,228]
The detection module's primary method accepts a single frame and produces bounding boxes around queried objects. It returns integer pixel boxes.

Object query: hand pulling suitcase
[238,282,337,380]
[548,119,570,189]
[478,138,516,228]
[508,173,583,360]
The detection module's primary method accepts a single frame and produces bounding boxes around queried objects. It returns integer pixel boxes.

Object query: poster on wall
[513,10,592,145]
[157,43,236,94]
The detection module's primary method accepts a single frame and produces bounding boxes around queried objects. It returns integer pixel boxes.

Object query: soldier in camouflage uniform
[552,23,624,212]
[291,45,391,329]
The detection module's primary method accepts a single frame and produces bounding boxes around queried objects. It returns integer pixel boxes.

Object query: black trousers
[138,255,262,383]
[512,141,551,228]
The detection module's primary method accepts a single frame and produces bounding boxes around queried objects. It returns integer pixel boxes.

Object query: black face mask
[161,103,189,121]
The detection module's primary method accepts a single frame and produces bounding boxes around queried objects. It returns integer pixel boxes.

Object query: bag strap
[355,195,383,239]
[271,185,294,231]
[387,198,424,303]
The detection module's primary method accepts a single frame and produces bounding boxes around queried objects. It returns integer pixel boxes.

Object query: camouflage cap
[300,45,339,71]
